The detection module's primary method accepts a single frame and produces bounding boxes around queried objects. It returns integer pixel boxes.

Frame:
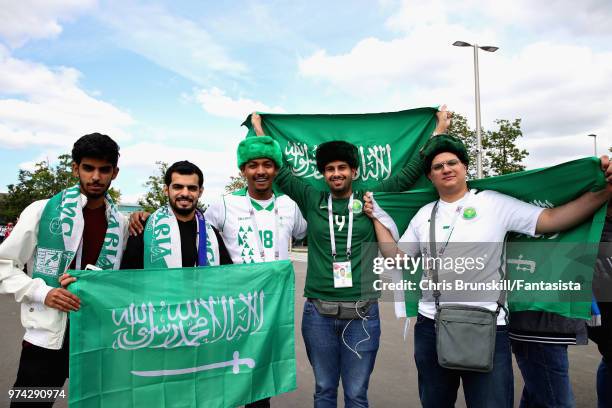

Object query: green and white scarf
[32,185,124,287]
[143,206,219,268]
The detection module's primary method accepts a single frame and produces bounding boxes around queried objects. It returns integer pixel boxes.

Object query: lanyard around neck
[328,193,354,261]
[247,195,279,261]
[431,190,474,257]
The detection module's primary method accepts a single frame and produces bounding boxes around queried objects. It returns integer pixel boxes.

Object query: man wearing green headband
[367,134,612,407]
[251,108,450,407]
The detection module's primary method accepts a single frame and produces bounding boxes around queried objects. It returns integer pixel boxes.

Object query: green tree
[484,119,528,175]
[138,161,169,213]
[448,112,528,178]
[1,154,120,221]
[448,112,491,179]
[224,173,247,193]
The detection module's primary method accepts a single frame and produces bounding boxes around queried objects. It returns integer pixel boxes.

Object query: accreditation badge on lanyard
[328,193,354,288]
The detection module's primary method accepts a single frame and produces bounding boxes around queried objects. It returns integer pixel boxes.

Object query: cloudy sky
[1,0,611,203]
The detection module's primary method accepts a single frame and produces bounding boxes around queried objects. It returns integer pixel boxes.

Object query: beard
[170,197,196,215]
[327,176,351,194]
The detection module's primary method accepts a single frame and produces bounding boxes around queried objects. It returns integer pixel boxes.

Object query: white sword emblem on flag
[130,351,256,377]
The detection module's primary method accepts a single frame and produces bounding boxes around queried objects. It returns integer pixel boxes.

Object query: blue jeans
[301,300,381,408]
[414,314,513,408]
[597,358,612,408]
[511,341,575,408]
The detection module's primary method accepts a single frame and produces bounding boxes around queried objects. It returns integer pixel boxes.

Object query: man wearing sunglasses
[365,134,612,407]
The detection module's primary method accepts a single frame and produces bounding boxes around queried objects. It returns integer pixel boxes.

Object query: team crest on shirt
[463,207,477,220]
[351,199,363,214]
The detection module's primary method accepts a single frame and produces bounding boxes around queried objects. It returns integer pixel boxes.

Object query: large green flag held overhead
[244,108,606,320]
[243,107,439,191]
[69,261,296,408]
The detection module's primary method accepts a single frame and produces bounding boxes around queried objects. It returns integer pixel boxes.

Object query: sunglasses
[431,159,461,171]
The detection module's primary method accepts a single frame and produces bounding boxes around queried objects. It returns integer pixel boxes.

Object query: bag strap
[429,202,441,309]
[428,193,506,314]
[495,237,508,314]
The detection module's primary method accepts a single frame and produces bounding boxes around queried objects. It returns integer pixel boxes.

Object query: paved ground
[0,258,602,407]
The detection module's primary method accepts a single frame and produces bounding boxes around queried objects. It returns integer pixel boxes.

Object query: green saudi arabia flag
[373,157,606,319]
[243,107,439,191]
[69,261,296,408]
[243,108,606,320]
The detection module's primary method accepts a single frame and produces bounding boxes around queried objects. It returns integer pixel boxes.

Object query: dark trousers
[511,341,574,408]
[11,331,69,408]
[589,302,612,408]
[414,314,513,408]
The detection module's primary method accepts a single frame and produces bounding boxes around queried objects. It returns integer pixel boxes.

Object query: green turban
[237,136,283,169]
[420,134,469,173]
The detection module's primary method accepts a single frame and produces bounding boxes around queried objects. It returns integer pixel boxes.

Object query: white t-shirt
[399,189,544,325]
[205,189,307,264]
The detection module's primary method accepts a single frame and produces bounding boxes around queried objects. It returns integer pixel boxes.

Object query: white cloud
[386,0,612,37]
[17,152,56,173]
[195,87,285,119]
[298,22,497,97]
[0,45,134,149]
[98,1,246,84]
[117,142,237,201]
[297,1,612,167]
[0,0,96,48]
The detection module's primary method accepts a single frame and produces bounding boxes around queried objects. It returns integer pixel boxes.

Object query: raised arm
[537,190,611,234]
[372,105,452,193]
[536,157,612,234]
[251,112,266,136]
[251,112,315,211]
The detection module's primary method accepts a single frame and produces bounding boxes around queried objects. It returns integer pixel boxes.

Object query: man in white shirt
[203,134,307,407]
[366,134,612,408]
[205,133,307,265]
[0,133,128,407]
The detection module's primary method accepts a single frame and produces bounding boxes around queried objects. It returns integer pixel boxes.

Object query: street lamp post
[453,41,499,179]
[587,134,597,156]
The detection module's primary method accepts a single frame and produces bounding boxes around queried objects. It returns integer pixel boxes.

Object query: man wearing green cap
[206,134,308,407]
[366,134,612,407]
[251,108,450,407]
[129,135,306,407]
[204,133,307,265]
